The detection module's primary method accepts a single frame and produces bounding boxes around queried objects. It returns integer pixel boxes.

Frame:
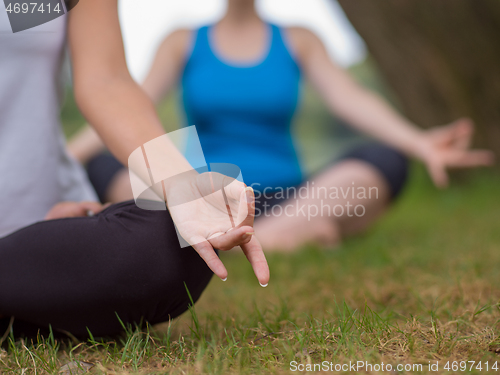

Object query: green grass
[1,167,499,374]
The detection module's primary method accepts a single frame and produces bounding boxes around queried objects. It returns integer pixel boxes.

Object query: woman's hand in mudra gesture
[165,171,269,286]
[416,118,495,188]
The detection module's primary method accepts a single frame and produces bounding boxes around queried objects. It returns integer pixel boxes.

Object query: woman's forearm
[69,0,192,179]
[326,81,428,159]
[296,28,428,160]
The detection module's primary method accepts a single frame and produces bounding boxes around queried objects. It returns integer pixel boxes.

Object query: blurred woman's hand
[416,118,495,188]
[45,201,110,220]
[165,172,270,286]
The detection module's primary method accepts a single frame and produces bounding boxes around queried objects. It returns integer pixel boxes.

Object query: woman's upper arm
[68,0,128,93]
[141,29,193,104]
[66,0,167,165]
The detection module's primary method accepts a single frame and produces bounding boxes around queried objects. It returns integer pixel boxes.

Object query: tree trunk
[337,0,500,156]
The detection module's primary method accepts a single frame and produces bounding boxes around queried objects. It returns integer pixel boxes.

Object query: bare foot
[255,215,341,252]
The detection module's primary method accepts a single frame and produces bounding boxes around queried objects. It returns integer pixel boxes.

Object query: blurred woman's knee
[341,143,409,200]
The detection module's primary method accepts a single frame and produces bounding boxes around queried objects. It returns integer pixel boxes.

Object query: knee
[343,143,410,199]
[140,245,214,324]
[124,212,214,320]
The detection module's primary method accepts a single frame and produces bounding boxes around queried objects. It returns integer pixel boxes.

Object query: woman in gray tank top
[0,8,97,237]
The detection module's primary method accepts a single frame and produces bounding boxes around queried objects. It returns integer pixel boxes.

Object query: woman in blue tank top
[75,0,492,252]
[182,23,303,191]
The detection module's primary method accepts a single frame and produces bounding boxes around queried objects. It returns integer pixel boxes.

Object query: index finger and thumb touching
[203,229,269,287]
[188,173,268,286]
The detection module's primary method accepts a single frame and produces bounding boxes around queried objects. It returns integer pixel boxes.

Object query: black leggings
[0,201,213,339]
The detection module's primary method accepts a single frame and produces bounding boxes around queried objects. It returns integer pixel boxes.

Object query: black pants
[0,201,213,339]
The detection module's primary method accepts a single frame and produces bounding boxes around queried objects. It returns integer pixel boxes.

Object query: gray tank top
[0,9,97,238]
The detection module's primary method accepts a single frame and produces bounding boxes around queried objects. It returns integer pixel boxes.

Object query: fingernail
[245,186,254,192]
[245,232,255,235]
[221,277,227,282]
[86,210,95,217]
[259,282,268,288]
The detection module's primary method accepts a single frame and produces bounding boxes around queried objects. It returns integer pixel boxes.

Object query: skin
[63,0,270,284]
[67,0,493,252]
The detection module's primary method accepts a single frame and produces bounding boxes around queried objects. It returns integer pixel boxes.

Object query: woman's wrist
[406,130,432,162]
[386,122,430,161]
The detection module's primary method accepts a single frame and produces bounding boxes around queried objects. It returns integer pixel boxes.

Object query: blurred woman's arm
[141,29,192,104]
[67,125,104,164]
[286,27,493,187]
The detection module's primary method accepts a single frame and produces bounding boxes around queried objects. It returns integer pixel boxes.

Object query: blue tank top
[181,24,302,192]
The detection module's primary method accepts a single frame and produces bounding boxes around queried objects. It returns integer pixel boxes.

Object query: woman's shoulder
[282,26,323,49]
[280,26,326,61]
[160,28,193,51]
[152,28,198,65]
[158,25,215,58]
